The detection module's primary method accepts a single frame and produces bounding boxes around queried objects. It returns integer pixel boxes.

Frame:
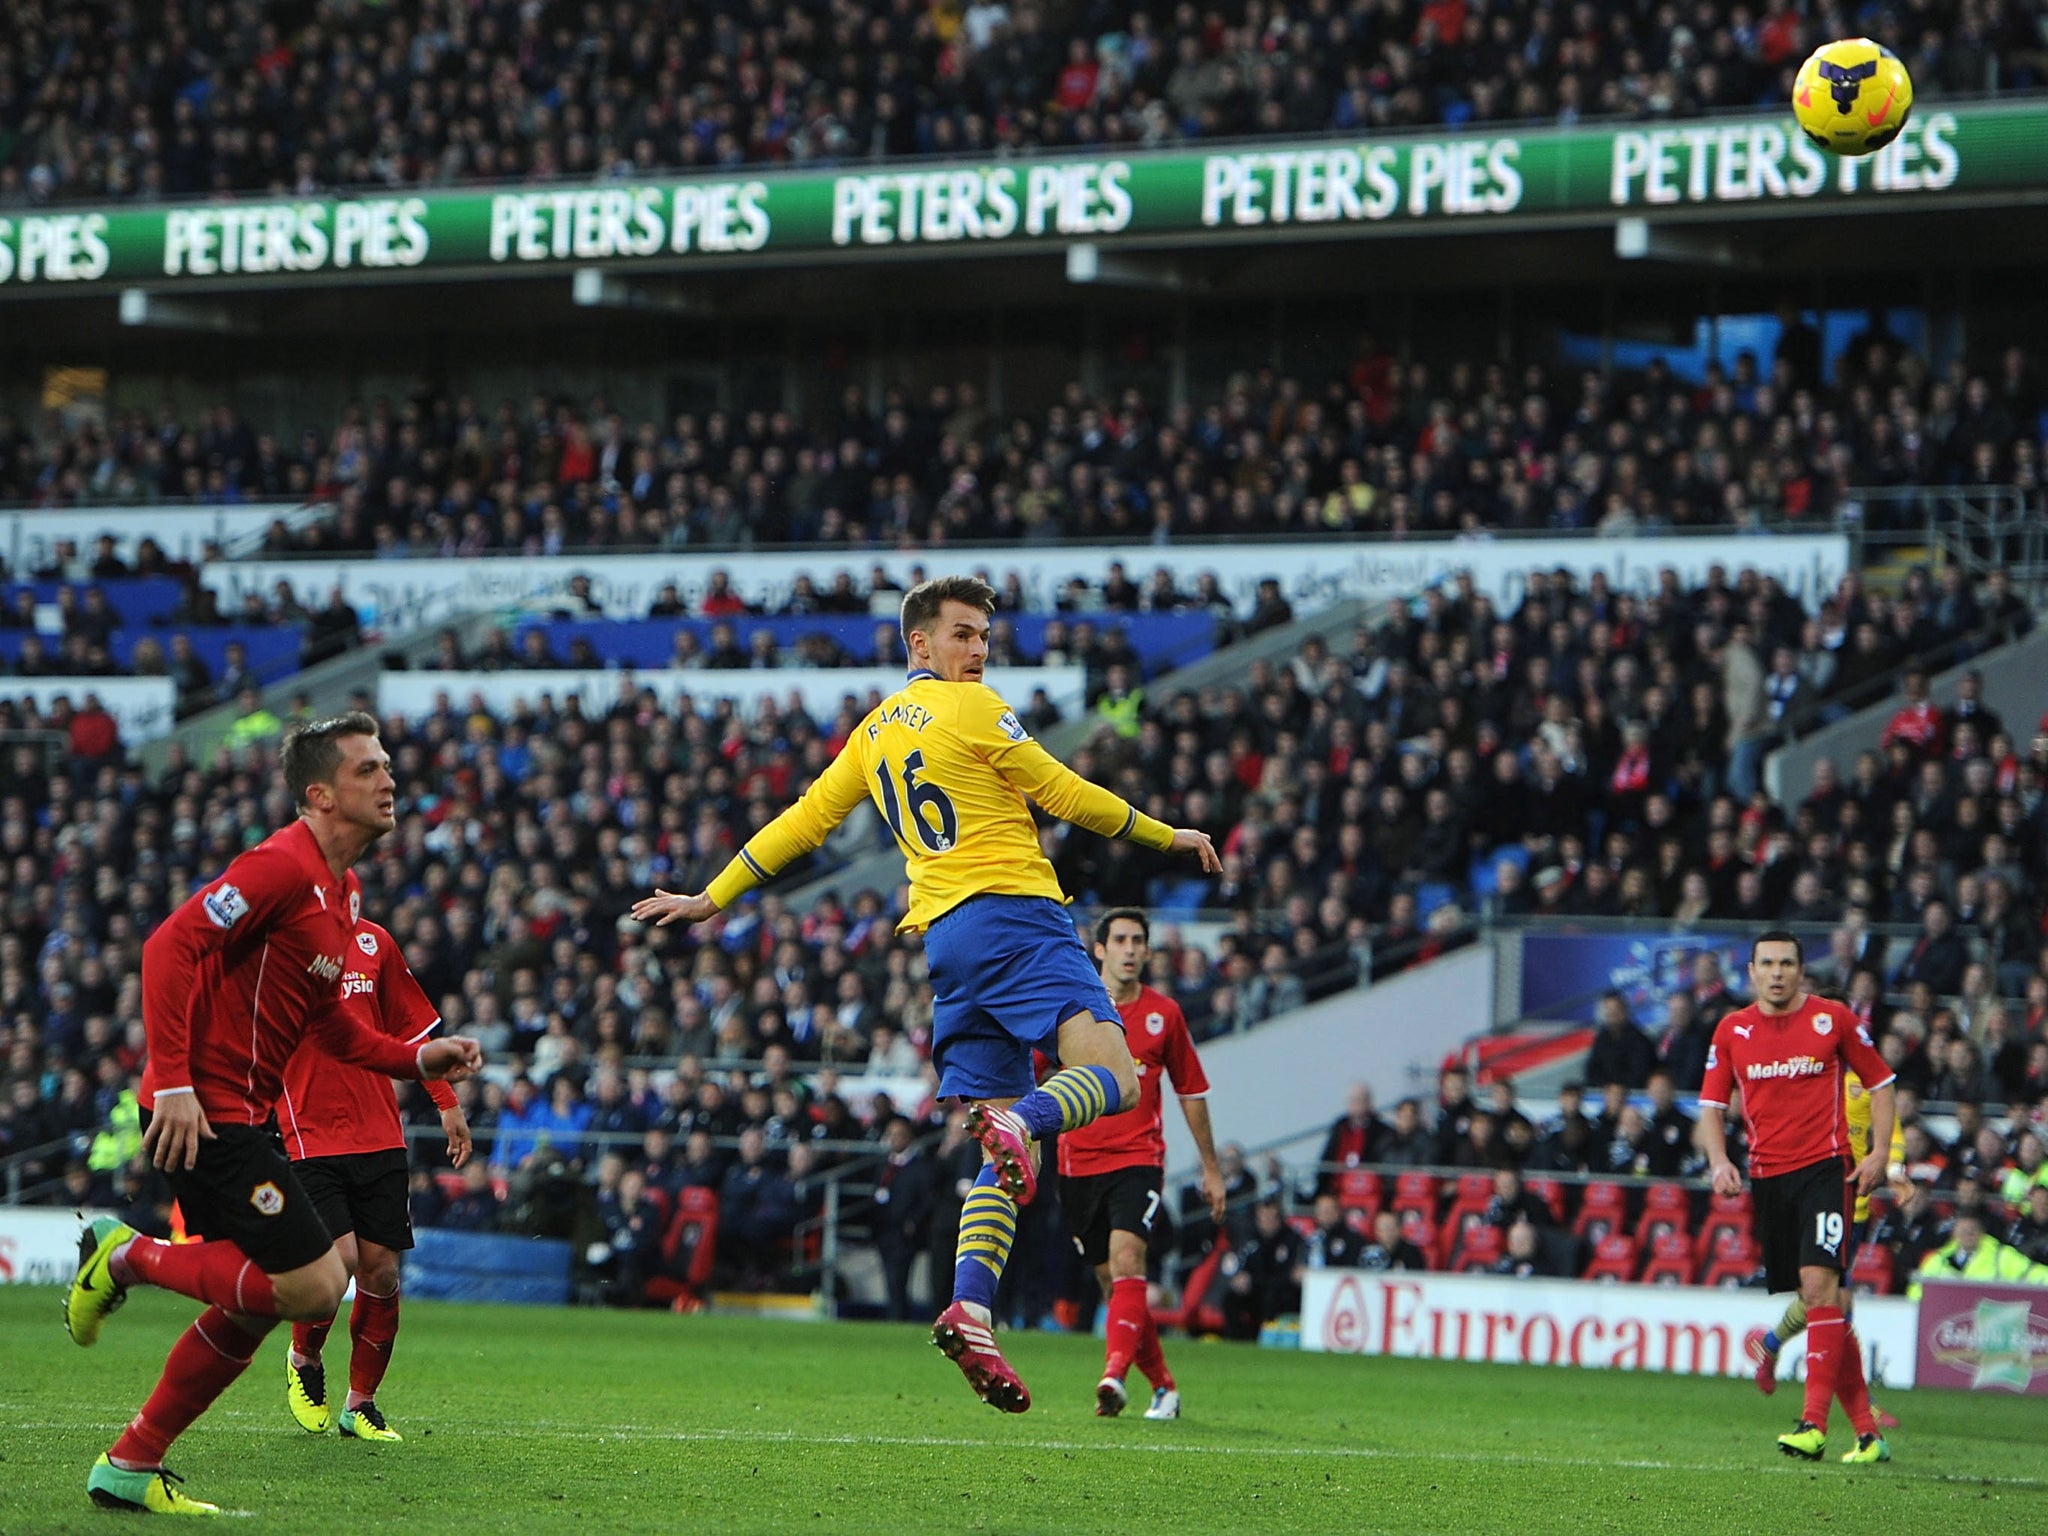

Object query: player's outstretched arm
[968,687,1214,864]
[419,1036,484,1082]
[632,890,722,927]
[653,744,873,921]
[1169,827,1222,873]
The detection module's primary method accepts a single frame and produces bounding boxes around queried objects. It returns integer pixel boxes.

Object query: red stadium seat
[643,1187,719,1312]
[1700,1232,1761,1288]
[1640,1182,1691,1225]
[1336,1169,1383,1219]
[1634,1183,1692,1250]
[1574,1182,1626,1244]
[1453,1225,1504,1273]
[1694,1191,1753,1266]
[1639,1231,1694,1286]
[1436,1208,1488,1269]
[1581,1233,1636,1283]
[1392,1171,1440,1219]
[1849,1244,1895,1297]
[1287,1214,1319,1242]
[1399,1209,1438,1266]
[1524,1176,1566,1224]
[1448,1173,1495,1214]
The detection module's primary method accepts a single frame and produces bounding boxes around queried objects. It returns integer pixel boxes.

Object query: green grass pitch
[2,1286,2042,1533]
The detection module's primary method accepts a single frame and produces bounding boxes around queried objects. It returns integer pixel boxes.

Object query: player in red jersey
[1058,908,1226,1420]
[61,714,483,1516]
[1698,930,1896,1466]
[277,914,473,1443]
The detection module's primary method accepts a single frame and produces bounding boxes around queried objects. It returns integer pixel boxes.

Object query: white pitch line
[7,1409,2044,1490]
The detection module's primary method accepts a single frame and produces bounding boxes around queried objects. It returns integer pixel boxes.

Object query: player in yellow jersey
[1747,1065,1903,1427]
[632,575,1220,1412]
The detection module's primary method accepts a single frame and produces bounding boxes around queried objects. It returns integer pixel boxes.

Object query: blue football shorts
[921,894,1122,1101]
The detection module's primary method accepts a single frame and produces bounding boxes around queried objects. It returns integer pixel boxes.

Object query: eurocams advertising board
[1301,1269,1920,1387]
[0,1208,114,1285]
[0,103,2038,292]
[206,533,1849,641]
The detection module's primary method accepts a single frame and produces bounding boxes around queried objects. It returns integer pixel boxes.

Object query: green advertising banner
[0,101,2039,294]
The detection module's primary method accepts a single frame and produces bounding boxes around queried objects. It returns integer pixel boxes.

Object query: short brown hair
[281,710,380,808]
[1094,906,1150,946]
[900,575,996,645]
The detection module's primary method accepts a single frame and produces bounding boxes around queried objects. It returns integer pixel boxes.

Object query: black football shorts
[292,1148,416,1252]
[1059,1164,1165,1267]
[142,1110,335,1275]
[1752,1155,1856,1295]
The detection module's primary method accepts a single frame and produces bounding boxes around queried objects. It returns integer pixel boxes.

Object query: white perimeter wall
[1163,944,1494,1176]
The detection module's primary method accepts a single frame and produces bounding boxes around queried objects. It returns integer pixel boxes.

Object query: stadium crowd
[4,531,2046,1306]
[4,328,2045,548]
[0,0,2039,208]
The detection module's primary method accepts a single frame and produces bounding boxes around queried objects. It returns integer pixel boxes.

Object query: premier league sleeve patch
[203,884,250,930]
[997,710,1029,742]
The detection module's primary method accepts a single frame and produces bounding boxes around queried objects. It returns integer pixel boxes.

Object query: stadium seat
[1849,1244,1895,1297]
[1336,1169,1383,1220]
[1392,1171,1440,1220]
[1581,1234,1636,1283]
[1436,1208,1489,1270]
[1694,1191,1753,1265]
[1453,1225,1504,1273]
[1399,1209,1438,1266]
[643,1187,719,1312]
[1574,1182,1626,1244]
[1287,1214,1320,1242]
[1448,1173,1495,1213]
[1633,1183,1692,1251]
[1639,1231,1695,1286]
[1700,1232,1762,1289]
[1524,1177,1566,1224]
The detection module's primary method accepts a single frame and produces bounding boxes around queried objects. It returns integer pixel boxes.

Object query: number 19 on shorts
[1815,1211,1843,1253]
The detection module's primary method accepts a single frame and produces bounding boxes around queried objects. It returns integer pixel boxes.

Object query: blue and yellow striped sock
[1010,1065,1121,1140]
[952,1165,1017,1312]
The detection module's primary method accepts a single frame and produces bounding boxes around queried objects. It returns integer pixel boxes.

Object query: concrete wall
[1767,623,2048,803]
[1161,943,1496,1177]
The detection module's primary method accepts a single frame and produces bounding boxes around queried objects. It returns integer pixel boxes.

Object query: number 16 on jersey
[875,750,959,854]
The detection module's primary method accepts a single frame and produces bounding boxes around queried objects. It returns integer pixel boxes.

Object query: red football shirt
[1698,992,1895,1180]
[276,917,456,1160]
[1057,985,1209,1178]
[140,820,426,1125]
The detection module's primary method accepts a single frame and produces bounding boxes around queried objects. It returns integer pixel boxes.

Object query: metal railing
[0,1132,87,1204]
[1847,484,2047,600]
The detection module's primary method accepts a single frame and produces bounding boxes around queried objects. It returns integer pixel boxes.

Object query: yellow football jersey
[704,674,1174,931]
[1844,1069,1904,1223]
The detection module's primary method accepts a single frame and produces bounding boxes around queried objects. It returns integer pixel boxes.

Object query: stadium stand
[5,319,2045,550]
[6,532,2044,1305]
[0,0,2040,208]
